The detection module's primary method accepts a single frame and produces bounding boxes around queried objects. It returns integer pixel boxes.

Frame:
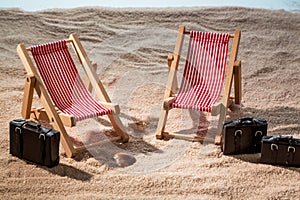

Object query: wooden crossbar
[162,132,215,143]
[184,30,235,38]
[25,39,73,51]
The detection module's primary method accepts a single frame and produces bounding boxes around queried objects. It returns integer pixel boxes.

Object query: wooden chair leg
[21,74,35,119]
[108,114,129,143]
[155,109,169,139]
[214,103,227,145]
[234,60,242,104]
[52,120,77,157]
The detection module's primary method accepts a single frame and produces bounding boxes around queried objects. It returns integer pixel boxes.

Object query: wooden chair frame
[156,25,241,144]
[17,34,129,158]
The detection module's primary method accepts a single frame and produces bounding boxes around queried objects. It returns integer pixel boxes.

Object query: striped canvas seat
[30,40,112,121]
[172,31,230,112]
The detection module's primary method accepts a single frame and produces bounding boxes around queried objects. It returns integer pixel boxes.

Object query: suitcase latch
[255,131,262,137]
[288,146,295,153]
[234,130,242,137]
[271,144,278,151]
[15,127,22,134]
[39,133,46,141]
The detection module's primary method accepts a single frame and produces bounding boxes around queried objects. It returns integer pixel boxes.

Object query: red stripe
[172,31,229,112]
[30,40,112,121]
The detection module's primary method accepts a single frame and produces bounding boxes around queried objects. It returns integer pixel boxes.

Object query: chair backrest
[30,40,111,121]
[172,31,230,112]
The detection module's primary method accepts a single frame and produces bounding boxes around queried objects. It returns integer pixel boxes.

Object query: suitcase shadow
[229,153,300,173]
[41,163,93,181]
[230,153,261,164]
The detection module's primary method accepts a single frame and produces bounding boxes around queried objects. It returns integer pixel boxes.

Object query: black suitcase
[9,119,60,167]
[260,135,300,167]
[222,116,268,155]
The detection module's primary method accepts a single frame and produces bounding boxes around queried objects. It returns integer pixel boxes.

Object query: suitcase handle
[23,121,41,131]
[238,116,253,124]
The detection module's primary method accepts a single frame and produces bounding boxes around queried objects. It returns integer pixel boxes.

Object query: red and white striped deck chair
[17,34,129,157]
[156,26,241,144]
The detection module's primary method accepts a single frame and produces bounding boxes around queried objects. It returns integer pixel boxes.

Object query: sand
[0,6,300,199]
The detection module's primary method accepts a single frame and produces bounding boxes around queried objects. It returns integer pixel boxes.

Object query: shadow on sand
[45,105,299,176]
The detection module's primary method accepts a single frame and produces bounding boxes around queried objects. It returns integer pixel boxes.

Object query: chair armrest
[98,101,120,114]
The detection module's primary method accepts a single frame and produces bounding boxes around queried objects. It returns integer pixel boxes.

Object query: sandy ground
[0,7,300,199]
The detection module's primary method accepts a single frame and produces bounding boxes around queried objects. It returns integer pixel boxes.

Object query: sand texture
[0,7,300,199]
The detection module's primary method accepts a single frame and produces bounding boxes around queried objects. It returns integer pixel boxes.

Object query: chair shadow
[164,110,215,143]
[41,105,300,171]
[38,112,163,168]
[95,112,162,153]
[69,112,163,168]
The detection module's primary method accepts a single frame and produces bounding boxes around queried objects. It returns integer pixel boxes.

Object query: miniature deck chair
[156,26,241,144]
[17,34,129,158]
